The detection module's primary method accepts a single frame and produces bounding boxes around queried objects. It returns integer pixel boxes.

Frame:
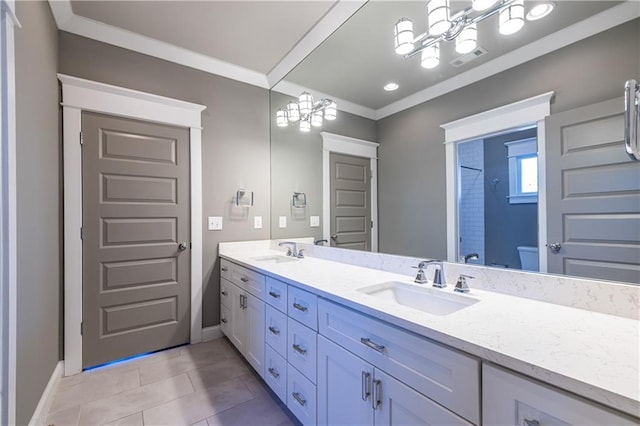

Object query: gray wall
[14,1,60,424]
[483,129,538,269]
[58,32,271,329]
[377,19,640,259]
[270,90,377,240]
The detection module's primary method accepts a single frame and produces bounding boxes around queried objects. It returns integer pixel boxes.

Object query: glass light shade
[311,110,323,127]
[421,43,440,69]
[472,0,498,11]
[455,23,477,54]
[286,102,300,122]
[276,109,288,127]
[324,101,337,120]
[427,0,451,36]
[300,119,311,132]
[394,18,414,55]
[298,92,314,115]
[526,2,555,21]
[499,0,525,35]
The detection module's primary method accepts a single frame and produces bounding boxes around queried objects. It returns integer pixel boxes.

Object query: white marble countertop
[219,244,640,419]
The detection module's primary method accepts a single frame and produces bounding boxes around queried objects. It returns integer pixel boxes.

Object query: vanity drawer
[264,345,287,403]
[265,305,288,357]
[318,298,480,424]
[288,286,318,331]
[220,304,230,336]
[222,258,265,299]
[288,364,317,426]
[483,364,637,426]
[220,278,232,309]
[265,277,288,313]
[288,318,317,383]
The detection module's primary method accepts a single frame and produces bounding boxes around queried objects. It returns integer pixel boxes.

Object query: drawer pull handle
[220,318,227,324]
[268,326,280,335]
[293,302,308,312]
[268,291,281,299]
[361,371,371,401]
[292,344,307,355]
[372,379,382,410]
[360,337,385,353]
[292,392,307,406]
[268,367,280,379]
[221,266,228,272]
[240,294,247,309]
[240,277,249,283]
[523,420,540,426]
[221,291,228,296]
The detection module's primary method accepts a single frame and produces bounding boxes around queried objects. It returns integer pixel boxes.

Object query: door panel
[546,98,640,284]
[330,153,371,250]
[82,112,190,368]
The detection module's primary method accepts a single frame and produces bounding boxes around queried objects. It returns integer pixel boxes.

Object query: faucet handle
[454,274,474,293]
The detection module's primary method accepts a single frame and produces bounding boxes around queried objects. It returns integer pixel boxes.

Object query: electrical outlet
[254,216,262,229]
[208,216,223,231]
[279,216,287,228]
[310,216,320,227]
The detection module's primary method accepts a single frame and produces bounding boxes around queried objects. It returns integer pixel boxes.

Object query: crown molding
[375,1,640,120]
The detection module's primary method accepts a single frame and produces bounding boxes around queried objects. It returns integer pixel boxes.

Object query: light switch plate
[279,216,287,228]
[254,216,262,229]
[208,216,223,231]
[310,216,320,227]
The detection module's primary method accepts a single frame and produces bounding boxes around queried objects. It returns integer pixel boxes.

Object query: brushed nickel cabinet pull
[268,291,281,299]
[268,367,280,379]
[361,371,371,401]
[360,337,385,353]
[292,344,307,355]
[293,302,308,312]
[268,326,280,335]
[240,277,249,283]
[292,392,307,406]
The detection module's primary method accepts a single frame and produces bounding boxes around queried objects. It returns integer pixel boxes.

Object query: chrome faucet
[460,253,479,263]
[414,260,446,288]
[454,274,474,293]
[279,241,304,258]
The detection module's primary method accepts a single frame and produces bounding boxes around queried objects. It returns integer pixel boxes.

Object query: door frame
[1,1,19,424]
[320,132,379,252]
[440,91,554,271]
[59,74,206,376]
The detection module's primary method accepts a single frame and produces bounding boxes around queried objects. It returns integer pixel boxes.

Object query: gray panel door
[330,153,371,251]
[82,112,191,368]
[546,98,640,284]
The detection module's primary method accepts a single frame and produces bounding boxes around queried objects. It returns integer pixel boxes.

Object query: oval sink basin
[357,281,479,316]
[251,255,300,264]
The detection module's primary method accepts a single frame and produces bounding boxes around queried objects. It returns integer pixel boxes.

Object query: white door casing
[1,1,19,424]
[441,92,554,271]
[320,132,379,252]
[59,74,206,376]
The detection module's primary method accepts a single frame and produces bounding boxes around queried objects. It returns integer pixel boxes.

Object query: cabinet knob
[220,318,227,324]
[240,277,249,283]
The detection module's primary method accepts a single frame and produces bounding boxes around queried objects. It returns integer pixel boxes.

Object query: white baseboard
[29,360,64,426]
[202,325,223,342]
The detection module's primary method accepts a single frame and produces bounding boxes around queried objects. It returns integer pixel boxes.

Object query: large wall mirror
[270,0,640,285]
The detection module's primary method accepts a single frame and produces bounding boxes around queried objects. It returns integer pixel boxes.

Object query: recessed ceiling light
[384,83,399,91]
[526,2,555,21]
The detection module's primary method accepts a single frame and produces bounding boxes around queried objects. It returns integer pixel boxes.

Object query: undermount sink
[357,281,479,316]
[251,255,300,264]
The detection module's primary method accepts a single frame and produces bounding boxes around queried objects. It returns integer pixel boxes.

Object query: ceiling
[50,1,638,119]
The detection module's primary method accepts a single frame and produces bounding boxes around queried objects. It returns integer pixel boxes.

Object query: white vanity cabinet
[219,259,266,378]
[318,335,472,426]
[483,364,637,426]
[318,298,481,424]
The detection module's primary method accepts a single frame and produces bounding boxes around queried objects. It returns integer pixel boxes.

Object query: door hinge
[80,322,83,335]
[80,131,83,145]
[371,221,374,229]
[80,227,84,240]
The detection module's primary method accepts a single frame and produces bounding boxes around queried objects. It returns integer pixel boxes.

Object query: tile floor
[45,338,298,426]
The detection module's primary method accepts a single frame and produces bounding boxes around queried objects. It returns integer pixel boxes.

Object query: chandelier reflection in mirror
[394,0,555,70]
[275,92,337,132]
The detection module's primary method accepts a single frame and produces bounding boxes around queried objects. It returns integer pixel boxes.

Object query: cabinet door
[374,369,472,426]
[318,336,374,426]
[227,282,246,354]
[244,292,265,378]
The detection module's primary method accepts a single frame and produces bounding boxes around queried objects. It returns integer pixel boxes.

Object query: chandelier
[394,0,555,69]
[275,92,337,132]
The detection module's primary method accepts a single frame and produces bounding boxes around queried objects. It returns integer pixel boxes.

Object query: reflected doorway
[457,128,539,271]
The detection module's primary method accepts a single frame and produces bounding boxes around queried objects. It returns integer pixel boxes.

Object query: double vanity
[218,240,639,425]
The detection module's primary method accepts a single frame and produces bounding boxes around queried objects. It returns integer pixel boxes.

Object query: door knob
[178,242,188,251]
[331,234,338,241]
[546,242,561,253]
